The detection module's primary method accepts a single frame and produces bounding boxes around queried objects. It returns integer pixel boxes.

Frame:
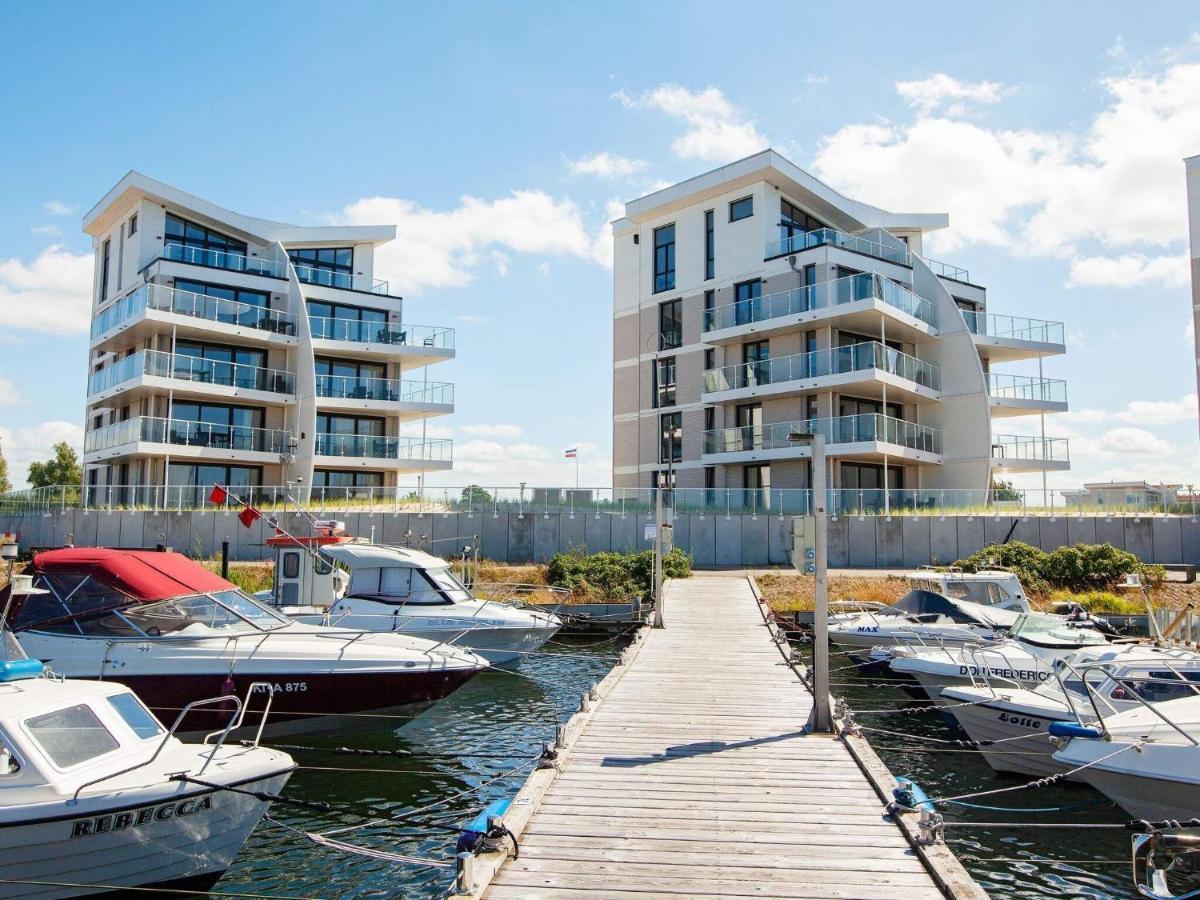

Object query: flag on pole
[208,484,229,505]
[238,505,261,529]
[564,448,577,458]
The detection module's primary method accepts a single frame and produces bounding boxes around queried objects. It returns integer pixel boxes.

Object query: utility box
[792,516,816,574]
[661,522,674,553]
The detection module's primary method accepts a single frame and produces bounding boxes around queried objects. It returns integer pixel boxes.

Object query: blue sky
[1,1,1198,492]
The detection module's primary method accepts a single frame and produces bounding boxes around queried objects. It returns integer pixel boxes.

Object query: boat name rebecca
[70,795,213,838]
[957,664,1050,682]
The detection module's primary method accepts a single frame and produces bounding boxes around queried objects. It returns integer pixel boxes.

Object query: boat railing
[962,642,1028,692]
[1050,657,1124,726]
[71,690,263,800]
[204,681,278,752]
[1060,658,1200,746]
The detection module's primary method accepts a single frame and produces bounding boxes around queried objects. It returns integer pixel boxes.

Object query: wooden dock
[457,575,984,899]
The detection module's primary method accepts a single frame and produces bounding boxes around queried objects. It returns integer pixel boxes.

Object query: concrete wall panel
[95,512,121,549]
[741,515,769,567]
[432,514,460,557]
[767,516,791,566]
[984,516,1014,547]
[715,516,743,566]
[584,513,611,554]
[1095,517,1125,550]
[118,512,145,549]
[533,514,560,562]
[507,514,534,563]
[902,517,931,568]
[1039,518,1068,555]
[1152,518,1183,564]
[1011,517,1039,547]
[828,516,849,568]
[876,518,903,567]
[847,517,876,568]
[559,514,586,555]
[1182,518,1200,566]
[611,514,637,553]
[956,517,986,560]
[1124,518,1154,563]
[408,513,435,555]
[72,512,99,549]
[1067,517,1097,546]
[689,515,715,566]
[482,513,509,561]
[929,517,957,565]
[381,513,410,546]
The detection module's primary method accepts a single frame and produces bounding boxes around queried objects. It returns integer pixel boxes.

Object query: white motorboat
[0,627,294,897]
[6,548,486,735]
[259,524,561,666]
[886,611,1113,703]
[941,645,1200,778]
[828,567,1032,664]
[1052,694,1200,821]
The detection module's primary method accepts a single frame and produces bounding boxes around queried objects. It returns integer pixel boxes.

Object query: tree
[991,478,1022,502]
[0,439,10,494]
[460,484,493,507]
[27,442,82,489]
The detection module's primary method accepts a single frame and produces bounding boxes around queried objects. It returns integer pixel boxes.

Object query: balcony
[987,373,1068,417]
[315,374,454,417]
[703,272,938,343]
[157,242,288,279]
[702,341,940,403]
[963,311,1066,361]
[766,227,910,266]
[91,284,297,345]
[703,414,942,464]
[309,316,455,367]
[314,433,453,469]
[915,254,971,282]
[291,262,391,296]
[87,350,295,403]
[84,416,292,459]
[990,434,1070,472]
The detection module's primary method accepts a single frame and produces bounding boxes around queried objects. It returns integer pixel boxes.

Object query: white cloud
[1090,427,1178,457]
[441,438,606,487]
[0,245,93,334]
[617,84,766,163]
[1,420,84,488]
[43,200,76,216]
[1067,252,1189,288]
[1064,393,1197,427]
[340,189,610,293]
[459,424,523,438]
[811,60,1200,266]
[896,74,1009,116]
[394,421,454,439]
[0,377,22,406]
[568,152,648,179]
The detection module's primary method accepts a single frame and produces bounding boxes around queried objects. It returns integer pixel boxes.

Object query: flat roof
[84,170,396,246]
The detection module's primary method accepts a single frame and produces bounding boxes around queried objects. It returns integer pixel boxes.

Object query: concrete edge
[748,575,988,900]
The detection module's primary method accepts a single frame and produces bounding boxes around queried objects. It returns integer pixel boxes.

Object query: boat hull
[1055,743,1200,821]
[0,770,289,898]
[946,698,1070,778]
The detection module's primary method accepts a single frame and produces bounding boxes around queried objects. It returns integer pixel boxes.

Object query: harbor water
[215,636,629,898]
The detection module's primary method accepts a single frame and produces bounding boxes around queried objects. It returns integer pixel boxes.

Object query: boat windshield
[1011,612,1107,646]
[120,590,289,636]
[425,567,471,603]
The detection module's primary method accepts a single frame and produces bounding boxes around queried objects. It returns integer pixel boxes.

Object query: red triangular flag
[238,506,261,528]
[208,484,229,505]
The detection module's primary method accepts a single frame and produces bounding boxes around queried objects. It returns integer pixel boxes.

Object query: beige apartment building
[611,150,1069,508]
[82,172,454,504]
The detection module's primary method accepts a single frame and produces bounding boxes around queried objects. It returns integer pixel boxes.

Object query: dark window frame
[288,247,355,286]
[653,224,676,293]
[729,196,754,222]
[165,213,247,256]
[659,411,683,464]
[127,214,138,236]
[100,239,111,301]
[658,298,682,351]
[654,356,677,408]
[704,209,715,280]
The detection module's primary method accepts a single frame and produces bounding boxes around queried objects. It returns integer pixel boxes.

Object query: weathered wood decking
[463,575,983,899]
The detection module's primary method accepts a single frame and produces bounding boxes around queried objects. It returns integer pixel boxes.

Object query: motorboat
[886,611,1113,703]
[827,570,1033,668]
[5,548,486,735]
[0,589,294,897]
[1052,694,1200,821]
[259,523,561,666]
[941,645,1200,778]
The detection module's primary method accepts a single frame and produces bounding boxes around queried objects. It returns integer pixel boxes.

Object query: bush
[547,547,692,601]
[1048,589,1143,615]
[955,540,1163,594]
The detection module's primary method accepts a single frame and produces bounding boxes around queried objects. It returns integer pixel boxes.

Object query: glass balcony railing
[309,317,455,350]
[87,353,145,395]
[991,435,1070,463]
[766,227,911,266]
[291,263,390,295]
[93,284,298,339]
[85,416,292,455]
[160,242,288,278]
[315,433,453,462]
[703,414,942,456]
[704,272,938,333]
[962,311,1065,345]
[916,254,970,282]
[703,341,940,394]
[987,373,1068,404]
[316,374,454,405]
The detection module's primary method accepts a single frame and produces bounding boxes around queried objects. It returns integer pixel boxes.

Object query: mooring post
[220,540,230,579]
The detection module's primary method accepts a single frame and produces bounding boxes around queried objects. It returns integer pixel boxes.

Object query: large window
[100,239,111,301]
[659,411,682,464]
[314,356,388,399]
[173,278,276,330]
[288,248,354,289]
[317,413,385,436]
[168,463,262,496]
[653,224,675,293]
[733,279,762,326]
[654,356,676,408]
[704,210,715,280]
[313,470,385,489]
[172,341,270,390]
[165,213,248,257]
[167,403,267,451]
[658,298,682,350]
[729,196,754,222]
[306,300,388,341]
[842,462,903,492]
[779,198,827,243]
[839,396,903,419]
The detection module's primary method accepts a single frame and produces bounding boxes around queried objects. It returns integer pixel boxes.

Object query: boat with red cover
[2,548,485,735]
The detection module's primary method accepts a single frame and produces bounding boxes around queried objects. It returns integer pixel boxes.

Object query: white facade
[82,172,454,502]
[611,150,1069,507]
[1187,154,1200,440]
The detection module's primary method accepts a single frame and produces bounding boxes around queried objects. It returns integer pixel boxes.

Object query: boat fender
[892,777,934,813]
[0,658,44,682]
[456,798,515,855]
[1048,722,1103,740]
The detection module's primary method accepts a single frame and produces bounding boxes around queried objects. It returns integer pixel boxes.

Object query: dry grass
[198,560,274,594]
[474,559,547,586]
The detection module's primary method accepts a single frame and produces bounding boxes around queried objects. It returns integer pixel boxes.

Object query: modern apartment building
[1187,153,1200,440]
[611,150,1069,507]
[82,172,454,503]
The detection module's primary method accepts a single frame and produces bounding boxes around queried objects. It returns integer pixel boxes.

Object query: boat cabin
[906,568,1029,613]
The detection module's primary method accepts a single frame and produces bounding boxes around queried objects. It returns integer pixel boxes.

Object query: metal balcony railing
[315,374,453,405]
[703,341,940,394]
[991,435,1070,463]
[291,263,390,295]
[92,284,298,339]
[704,271,938,333]
[88,351,295,397]
[916,254,970,282]
[85,416,292,455]
[703,414,942,456]
[766,227,910,266]
[314,433,453,462]
[962,311,1065,345]
[308,317,455,350]
[987,373,1067,404]
[160,242,288,278]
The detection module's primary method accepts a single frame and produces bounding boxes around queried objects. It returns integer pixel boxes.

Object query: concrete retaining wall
[4,509,1199,567]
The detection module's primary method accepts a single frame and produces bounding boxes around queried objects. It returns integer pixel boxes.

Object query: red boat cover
[32,548,235,602]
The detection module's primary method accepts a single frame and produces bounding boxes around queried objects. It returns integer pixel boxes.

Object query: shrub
[1048,589,1143,616]
[547,547,692,600]
[955,541,1049,592]
[955,540,1162,594]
